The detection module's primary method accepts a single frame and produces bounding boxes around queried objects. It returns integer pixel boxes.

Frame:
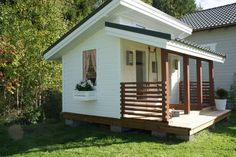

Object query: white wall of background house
[187,26,236,90]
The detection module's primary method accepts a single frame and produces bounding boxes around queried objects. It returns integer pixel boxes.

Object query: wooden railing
[179,81,210,105]
[120,82,164,121]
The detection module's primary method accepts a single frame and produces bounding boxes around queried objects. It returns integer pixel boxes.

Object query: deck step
[201,106,214,111]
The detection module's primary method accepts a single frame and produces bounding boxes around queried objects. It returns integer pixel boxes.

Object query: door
[136,51,146,97]
[136,51,145,82]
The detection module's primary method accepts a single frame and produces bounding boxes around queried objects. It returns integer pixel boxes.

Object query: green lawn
[1,112,236,157]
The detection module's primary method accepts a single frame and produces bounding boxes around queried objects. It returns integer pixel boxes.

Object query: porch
[120,48,216,123]
[119,47,231,138]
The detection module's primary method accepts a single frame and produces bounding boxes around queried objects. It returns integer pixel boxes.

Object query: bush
[18,107,42,125]
[3,107,42,125]
[216,88,228,99]
[229,85,236,110]
[41,89,62,120]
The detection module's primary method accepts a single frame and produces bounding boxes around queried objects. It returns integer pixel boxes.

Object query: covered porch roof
[105,22,226,63]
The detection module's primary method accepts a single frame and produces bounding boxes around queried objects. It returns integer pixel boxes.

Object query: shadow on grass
[208,111,236,138]
[0,120,182,156]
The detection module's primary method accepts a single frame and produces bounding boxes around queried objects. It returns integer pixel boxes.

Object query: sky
[195,0,236,9]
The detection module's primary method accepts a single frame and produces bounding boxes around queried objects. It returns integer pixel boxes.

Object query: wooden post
[161,49,169,122]
[196,59,203,109]
[183,55,190,114]
[209,61,215,106]
[120,83,125,118]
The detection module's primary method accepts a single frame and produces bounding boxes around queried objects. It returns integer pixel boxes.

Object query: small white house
[44,0,229,139]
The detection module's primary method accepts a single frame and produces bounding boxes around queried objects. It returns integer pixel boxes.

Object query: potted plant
[74,80,96,101]
[215,88,228,110]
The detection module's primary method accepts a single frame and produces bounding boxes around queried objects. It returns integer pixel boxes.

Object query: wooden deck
[168,109,231,136]
[64,108,231,140]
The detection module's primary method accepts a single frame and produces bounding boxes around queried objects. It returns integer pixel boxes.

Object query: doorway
[136,51,146,82]
[136,51,146,98]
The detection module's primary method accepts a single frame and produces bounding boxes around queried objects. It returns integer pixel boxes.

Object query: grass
[0,112,236,157]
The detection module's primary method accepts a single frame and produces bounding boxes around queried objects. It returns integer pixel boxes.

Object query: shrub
[229,85,236,110]
[216,88,228,99]
[18,107,42,125]
[41,89,62,120]
[3,107,42,125]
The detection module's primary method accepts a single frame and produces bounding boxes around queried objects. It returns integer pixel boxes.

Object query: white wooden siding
[187,26,236,90]
[120,39,180,104]
[62,28,121,118]
[121,39,162,82]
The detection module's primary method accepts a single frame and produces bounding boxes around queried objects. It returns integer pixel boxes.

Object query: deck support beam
[161,49,170,122]
[183,55,190,114]
[209,61,215,106]
[196,59,203,109]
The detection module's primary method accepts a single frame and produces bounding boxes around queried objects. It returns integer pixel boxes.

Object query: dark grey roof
[181,3,236,31]
[173,38,226,58]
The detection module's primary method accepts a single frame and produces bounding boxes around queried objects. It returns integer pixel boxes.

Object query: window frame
[82,49,97,86]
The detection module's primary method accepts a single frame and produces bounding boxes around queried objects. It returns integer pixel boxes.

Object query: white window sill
[73,90,97,101]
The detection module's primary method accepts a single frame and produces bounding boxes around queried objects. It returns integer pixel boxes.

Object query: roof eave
[193,23,236,32]
[166,41,226,63]
[120,0,192,35]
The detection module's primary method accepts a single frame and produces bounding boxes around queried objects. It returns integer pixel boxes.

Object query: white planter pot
[74,90,96,101]
[215,99,227,111]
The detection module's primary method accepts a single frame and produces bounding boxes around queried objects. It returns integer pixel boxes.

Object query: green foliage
[18,107,42,125]
[142,0,152,4]
[41,89,62,120]
[64,0,105,26]
[216,88,228,99]
[152,0,197,18]
[0,0,98,122]
[229,84,236,110]
[0,36,22,94]
[0,0,66,104]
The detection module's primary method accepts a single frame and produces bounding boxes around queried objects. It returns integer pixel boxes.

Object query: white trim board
[105,26,225,63]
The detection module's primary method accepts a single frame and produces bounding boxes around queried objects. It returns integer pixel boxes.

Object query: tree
[0,0,101,120]
[142,0,152,4]
[64,0,106,27]
[152,0,197,18]
[0,0,68,115]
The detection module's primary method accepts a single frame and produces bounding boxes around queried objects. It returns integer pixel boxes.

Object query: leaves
[152,0,197,19]
[0,0,100,117]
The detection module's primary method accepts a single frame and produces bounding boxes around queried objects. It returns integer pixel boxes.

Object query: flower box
[74,90,97,101]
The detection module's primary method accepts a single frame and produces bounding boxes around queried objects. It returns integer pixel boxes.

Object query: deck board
[169,109,231,135]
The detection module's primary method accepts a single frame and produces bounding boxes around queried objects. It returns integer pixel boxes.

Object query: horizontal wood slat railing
[120,82,164,121]
[179,81,210,105]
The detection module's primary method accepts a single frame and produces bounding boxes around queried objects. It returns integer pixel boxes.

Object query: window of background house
[83,49,96,85]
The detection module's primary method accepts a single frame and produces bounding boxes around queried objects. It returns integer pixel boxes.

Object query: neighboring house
[181,3,236,91]
[44,0,230,140]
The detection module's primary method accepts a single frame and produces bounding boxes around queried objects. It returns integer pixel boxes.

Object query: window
[152,61,157,73]
[83,49,96,85]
